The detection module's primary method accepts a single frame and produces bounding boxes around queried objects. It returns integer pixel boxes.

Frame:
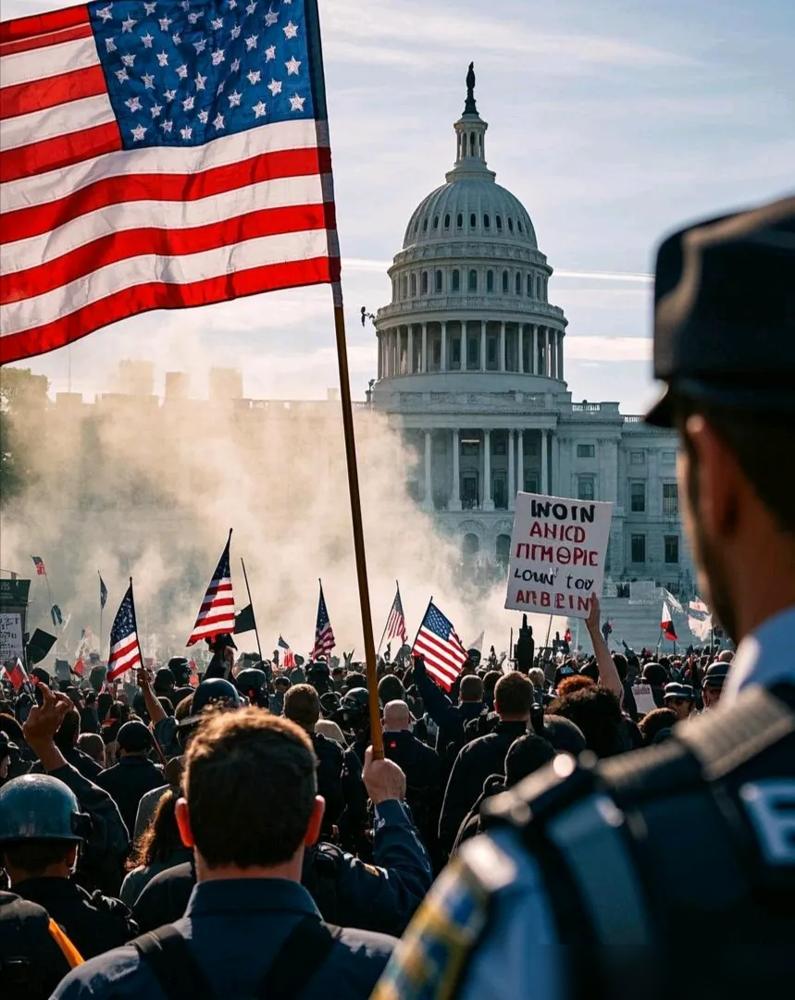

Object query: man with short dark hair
[438,672,533,856]
[56,709,396,999]
[285,683,344,835]
[95,721,163,838]
[412,655,485,759]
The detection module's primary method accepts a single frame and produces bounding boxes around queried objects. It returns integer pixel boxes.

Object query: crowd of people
[1,196,792,997]
[0,593,734,998]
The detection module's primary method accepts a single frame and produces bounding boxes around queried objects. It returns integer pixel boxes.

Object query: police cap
[235,667,267,696]
[663,682,695,702]
[0,774,88,843]
[646,196,795,426]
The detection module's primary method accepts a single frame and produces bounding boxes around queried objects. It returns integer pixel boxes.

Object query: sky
[4,0,794,413]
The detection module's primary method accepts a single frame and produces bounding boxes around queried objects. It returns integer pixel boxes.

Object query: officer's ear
[174,796,195,849]
[304,795,325,847]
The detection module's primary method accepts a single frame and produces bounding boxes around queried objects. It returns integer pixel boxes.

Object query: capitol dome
[373,65,568,393]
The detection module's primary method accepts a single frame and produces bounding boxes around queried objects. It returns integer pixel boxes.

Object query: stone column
[377,333,382,379]
[541,429,549,494]
[423,430,432,509]
[549,331,556,378]
[407,326,414,375]
[441,322,447,373]
[483,429,494,510]
[518,325,524,374]
[480,322,487,372]
[460,324,465,371]
[450,429,461,510]
[500,322,506,372]
[558,334,564,381]
[544,328,549,377]
[421,323,428,373]
[551,432,560,494]
[532,325,538,375]
[517,430,524,493]
[508,429,515,510]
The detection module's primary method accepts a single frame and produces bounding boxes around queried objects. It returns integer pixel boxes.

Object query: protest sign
[0,612,24,663]
[505,493,613,619]
[633,683,658,716]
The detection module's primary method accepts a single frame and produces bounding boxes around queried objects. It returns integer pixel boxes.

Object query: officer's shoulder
[53,944,144,998]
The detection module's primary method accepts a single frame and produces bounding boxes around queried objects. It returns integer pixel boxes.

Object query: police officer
[373,197,795,999]
[145,675,241,759]
[0,774,137,959]
[55,710,401,999]
[0,890,82,999]
[285,684,345,835]
[95,721,164,838]
[701,661,729,709]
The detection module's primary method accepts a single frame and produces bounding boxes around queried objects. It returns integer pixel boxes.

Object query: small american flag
[413,600,468,692]
[0,0,339,364]
[383,583,408,647]
[107,581,143,681]
[310,582,334,660]
[186,532,236,646]
[31,555,46,576]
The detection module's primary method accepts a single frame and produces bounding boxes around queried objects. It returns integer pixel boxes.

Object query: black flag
[234,604,256,635]
[99,574,108,609]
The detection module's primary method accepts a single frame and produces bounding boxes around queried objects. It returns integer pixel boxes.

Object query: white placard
[633,683,658,716]
[505,493,614,620]
[0,612,24,663]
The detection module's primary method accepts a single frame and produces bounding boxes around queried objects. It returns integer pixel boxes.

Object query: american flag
[31,555,47,576]
[413,601,468,692]
[107,581,143,680]
[0,0,339,364]
[186,532,236,646]
[310,582,334,660]
[383,583,408,647]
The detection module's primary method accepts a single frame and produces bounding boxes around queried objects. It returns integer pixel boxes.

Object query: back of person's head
[642,662,668,687]
[542,715,587,756]
[638,708,678,745]
[504,734,555,787]
[557,674,595,698]
[183,709,317,869]
[528,667,545,690]
[578,660,599,684]
[344,671,367,692]
[459,674,484,704]
[378,674,405,706]
[494,672,533,720]
[612,653,628,683]
[129,788,182,870]
[283,684,321,732]
[482,670,501,699]
[383,700,411,732]
[54,707,80,753]
[549,687,623,758]
[718,649,734,663]
[76,732,104,766]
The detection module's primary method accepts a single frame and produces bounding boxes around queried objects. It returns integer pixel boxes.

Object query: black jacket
[311,731,344,835]
[438,720,529,856]
[13,877,137,959]
[96,755,164,838]
[412,659,484,757]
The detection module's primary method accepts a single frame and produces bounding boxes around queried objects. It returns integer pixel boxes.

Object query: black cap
[663,682,694,702]
[646,196,795,426]
[117,720,153,753]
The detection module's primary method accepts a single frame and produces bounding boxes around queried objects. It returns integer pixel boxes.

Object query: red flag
[564,628,572,644]
[8,658,29,692]
[188,659,199,688]
[73,658,85,677]
[661,602,678,642]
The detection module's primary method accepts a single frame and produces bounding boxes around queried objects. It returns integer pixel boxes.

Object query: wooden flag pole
[332,302,383,759]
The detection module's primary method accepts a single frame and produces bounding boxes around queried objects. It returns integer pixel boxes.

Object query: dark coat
[95,755,164,838]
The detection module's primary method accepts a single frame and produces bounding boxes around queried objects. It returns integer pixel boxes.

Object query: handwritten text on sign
[505,493,614,619]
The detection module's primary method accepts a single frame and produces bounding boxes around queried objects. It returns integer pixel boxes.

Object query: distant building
[117,359,155,397]
[209,367,243,402]
[370,74,694,595]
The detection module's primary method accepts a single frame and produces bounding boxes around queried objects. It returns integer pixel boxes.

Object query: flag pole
[98,571,103,653]
[240,557,264,663]
[331,301,383,759]
[376,579,398,656]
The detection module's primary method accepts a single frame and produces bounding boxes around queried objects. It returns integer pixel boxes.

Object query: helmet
[167,657,191,686]
[179,678,241,729]
[703,661,730,689]
[235,668,267,697]
[0,775,87,843]
[337,687,370,730]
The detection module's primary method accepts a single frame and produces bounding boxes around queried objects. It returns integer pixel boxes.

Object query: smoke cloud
[1,363,565,667]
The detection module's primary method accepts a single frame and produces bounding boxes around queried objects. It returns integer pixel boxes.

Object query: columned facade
[371,70,687,590]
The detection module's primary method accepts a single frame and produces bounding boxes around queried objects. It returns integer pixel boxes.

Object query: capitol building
[370,72,695,597]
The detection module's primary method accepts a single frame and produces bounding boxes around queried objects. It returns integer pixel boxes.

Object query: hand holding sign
[505,493,613,620]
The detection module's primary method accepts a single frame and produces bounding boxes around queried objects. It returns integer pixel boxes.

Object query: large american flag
[383,583,408,647]
[310,581,334,660]
[107,581,143,680]
[186,532,236,646]
[413,600,468,692]
[0,0,339,364]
